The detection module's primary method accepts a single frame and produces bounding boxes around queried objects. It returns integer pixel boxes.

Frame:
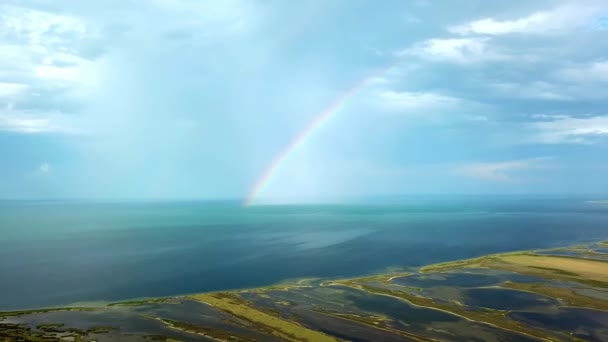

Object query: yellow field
[190,293,337,342]
[496,255,608,283]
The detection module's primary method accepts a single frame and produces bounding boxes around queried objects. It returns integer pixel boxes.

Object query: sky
[1,0,607,202]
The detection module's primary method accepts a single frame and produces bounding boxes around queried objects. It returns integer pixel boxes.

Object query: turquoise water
[1,197,607,310]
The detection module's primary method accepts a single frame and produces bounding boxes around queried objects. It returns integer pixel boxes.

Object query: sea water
[1,196,607,310]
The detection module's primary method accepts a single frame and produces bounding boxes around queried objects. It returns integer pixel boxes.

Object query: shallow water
[510,308,608,341]
[2,197,608,310]
[593,247,608,254]
[463,288,558,310]
[4,310,203,340]
[342,287,538,342]
[346,289,462,323]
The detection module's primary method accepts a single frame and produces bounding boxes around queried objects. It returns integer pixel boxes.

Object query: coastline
[4,240,608,341]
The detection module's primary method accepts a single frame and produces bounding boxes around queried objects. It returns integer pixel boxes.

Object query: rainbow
[244,62,398,206]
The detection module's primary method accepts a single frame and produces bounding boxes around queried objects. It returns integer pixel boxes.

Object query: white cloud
[147,0,259,39]
[450,5,601,35]
[35,61,99,87]
[0,1,261,137]
[0,7,99,87]
[491,81,572,101]
[39,162,51,173]
[0,5,88,45]
[399,38,507,63]
[530,115,608,144]
[373,90,460,112]
[450,13,550,35]
[0,111,77,134]
[557,60,608,83]
[0,4,99,135]
[0,114,52,133]
[0,82,27,97]
[455,158,550,182]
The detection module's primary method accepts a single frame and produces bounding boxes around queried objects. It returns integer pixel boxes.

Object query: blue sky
[1,0,607,201]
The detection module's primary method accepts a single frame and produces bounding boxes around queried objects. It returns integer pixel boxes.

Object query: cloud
[2,1,608,200]
[0,5,89,45]
[149,0,258,36]
[449,5,602,35]
[450,13,550,35]
[491,81,572,101]
[373,90,460,112]
[398,38,507,64]
[0,82,26,97]
[529,115,608,144]
[39,163,51,173]
[455,158,550,182]
[0,3,100,135]
[0,114,51,133]
[0,109,77,134]
[0,1,259,137]
[557,60,608,83]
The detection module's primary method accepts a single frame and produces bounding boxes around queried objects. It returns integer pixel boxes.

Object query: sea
[1,195,607,310]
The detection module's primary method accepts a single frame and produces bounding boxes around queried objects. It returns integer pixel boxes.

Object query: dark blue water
[463,288,558,310]
[1,197,607,310]
[510,308,608,341]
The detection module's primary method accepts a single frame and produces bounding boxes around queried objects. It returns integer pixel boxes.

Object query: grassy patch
[528,266,579,276]
[0,307,94,318]
[36,323,65,330]
[1,321,115,341]
[107,298,168,307]
[159,318,251,341]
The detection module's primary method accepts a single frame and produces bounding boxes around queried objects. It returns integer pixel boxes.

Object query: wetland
[3,198,608,341]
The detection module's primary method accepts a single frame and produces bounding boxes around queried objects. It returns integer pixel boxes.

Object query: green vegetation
[326,272,412,285]
[86,325,116,333]
[1,323,57,342]
[0,307,94,318]
[419,251,544,273]
[35,323,65,330]
[419,256,489,273]
[0,322,115,341]
[107,298,168,306]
